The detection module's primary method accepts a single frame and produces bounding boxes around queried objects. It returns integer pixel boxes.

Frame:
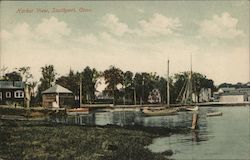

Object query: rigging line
[176,77,187,102]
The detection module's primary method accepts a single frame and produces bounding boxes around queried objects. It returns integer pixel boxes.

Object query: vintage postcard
[0,1,249,160]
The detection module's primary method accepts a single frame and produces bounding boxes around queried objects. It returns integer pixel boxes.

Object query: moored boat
[66,108,89,116]
[111,107,141,112]
[185,106,199,111]
[176,54,199,110]
[142,107,178,116]
[206,111,222,117]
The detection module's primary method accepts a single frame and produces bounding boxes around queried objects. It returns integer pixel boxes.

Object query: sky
[0,1,249,86]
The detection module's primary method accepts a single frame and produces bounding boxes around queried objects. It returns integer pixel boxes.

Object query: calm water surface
[52,106,250,160]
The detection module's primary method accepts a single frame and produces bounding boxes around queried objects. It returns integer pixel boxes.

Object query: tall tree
[37,65,57,102]
[82,66,100,103]
[133,72,158,104]
[18,67,35,107]
[40,65,56,90]
[103,66,123,105]
[123,71,134,103]
[173,72,215,103]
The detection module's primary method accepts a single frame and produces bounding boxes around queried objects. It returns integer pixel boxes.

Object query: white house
[148,89,161,103]
[199,88,211,102]
[215,87,250,103]
[219,93,246,103]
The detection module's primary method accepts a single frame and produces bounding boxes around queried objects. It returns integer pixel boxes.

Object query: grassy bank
[0,120,188,160]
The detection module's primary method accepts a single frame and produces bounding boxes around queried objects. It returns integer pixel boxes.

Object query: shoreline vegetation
[0,119,188,160]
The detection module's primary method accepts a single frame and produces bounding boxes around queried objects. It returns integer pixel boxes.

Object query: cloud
[35,16,71,42]
[138,13,181,36]
[102,14,131,36]
[1,15,248,85]
[13,23,33,39]
[198,12,243,39]
[1,16,71,44]
[101,13,182,37]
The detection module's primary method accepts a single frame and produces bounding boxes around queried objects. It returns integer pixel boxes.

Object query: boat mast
[79,75,82,107]
[190,53,195,103]
[190,53,193,99]
[167,59,170,107]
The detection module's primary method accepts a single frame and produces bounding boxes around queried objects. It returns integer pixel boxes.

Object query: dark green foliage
[36,65,57,102]
[103,66,124,105]
[82,67,100,103]
[3,71,22,81]
[173,72,216,103]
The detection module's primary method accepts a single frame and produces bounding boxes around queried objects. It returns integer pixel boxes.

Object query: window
[14,91,24,98]
[0,92,2,100]
[6,92,11,98]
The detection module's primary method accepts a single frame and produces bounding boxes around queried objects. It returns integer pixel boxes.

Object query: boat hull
[207,111,222,117]
[185,106,199,111]
[142,107,177,116]
[67,108,89,116]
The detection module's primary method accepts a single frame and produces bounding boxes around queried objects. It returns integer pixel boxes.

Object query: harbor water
[51,106,250,160]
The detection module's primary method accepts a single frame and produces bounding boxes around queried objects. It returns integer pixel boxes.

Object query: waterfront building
[148,89,161,103]
[199,88,212,102]
[0,81,25,106]
[42,84,74,108]
[214,85,250,102]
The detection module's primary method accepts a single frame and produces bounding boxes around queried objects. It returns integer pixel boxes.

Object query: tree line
[1,65,216,106]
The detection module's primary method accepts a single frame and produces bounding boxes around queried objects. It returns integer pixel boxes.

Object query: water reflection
[148,106,250,160]
[49,106,250,159]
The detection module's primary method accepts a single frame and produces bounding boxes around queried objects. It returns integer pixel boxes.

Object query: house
[214,86,250,102]
[219,92,247,102]
[199,88,211,102]
[0,81,25,106]
[42,84,74,108]
[148,89,161,103]
[218,87,236,93]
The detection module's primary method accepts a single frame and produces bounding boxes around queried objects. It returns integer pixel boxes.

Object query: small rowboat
[207,111,222,117]
[185,106,199,111]
[67,108,89,116]
[142,107,178,116]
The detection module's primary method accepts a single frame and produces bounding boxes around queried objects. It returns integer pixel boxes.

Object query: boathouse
[216,87,249,102]
[42,84,74,108]
[0,81,25,106]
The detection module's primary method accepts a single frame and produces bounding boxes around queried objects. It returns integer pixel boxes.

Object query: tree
[18,67,33,83]
[103,66,123,105]
[82,66,100,103]
[173,72,215,103]
[56,69,80,96]
[37,65,57,102]
[3,71,22,81]
[123,71,134,103]
[133,72,160,104]
[40,65,56,90]
[18,67,35,107]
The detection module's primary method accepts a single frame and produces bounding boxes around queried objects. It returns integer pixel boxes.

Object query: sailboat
[176,55,199,111]
[142,59,178,116]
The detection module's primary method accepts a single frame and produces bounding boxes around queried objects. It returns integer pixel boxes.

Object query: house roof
[42,84,73,94]
[0,81,24,89]
[218,87,235,93]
